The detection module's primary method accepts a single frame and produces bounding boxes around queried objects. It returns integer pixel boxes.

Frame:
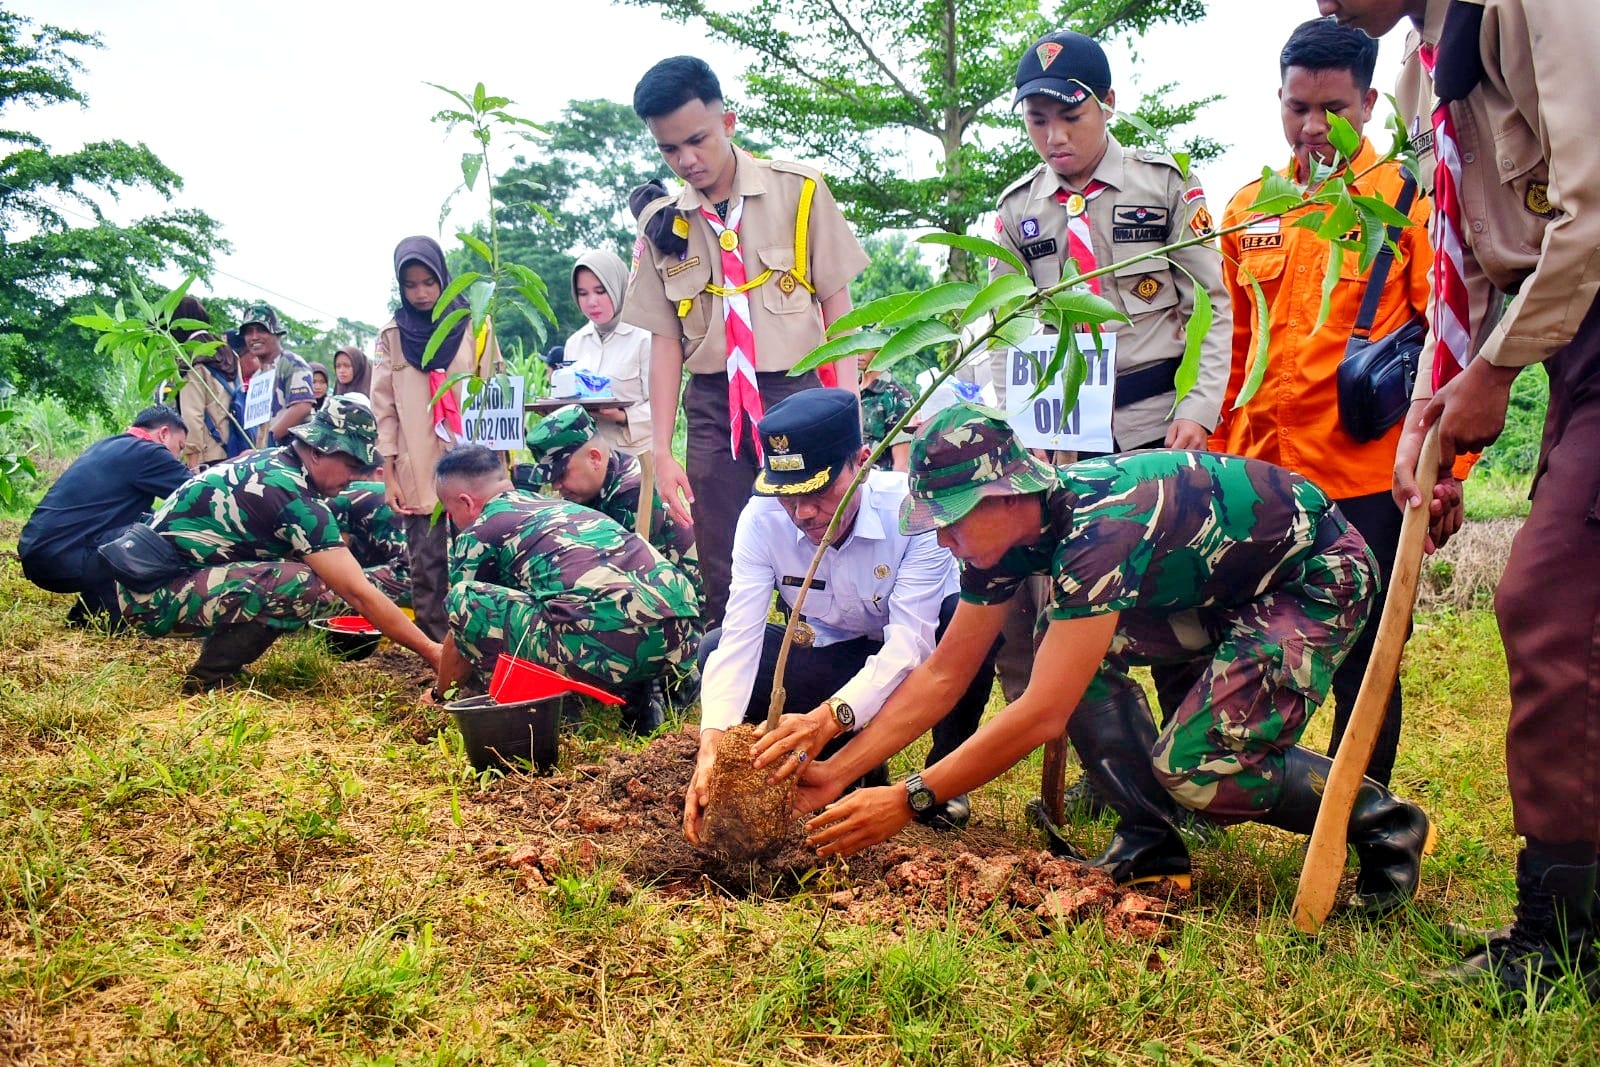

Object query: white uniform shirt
[699,470,958,732]
[564,320,652,454]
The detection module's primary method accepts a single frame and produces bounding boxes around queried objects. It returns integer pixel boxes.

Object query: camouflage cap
[524,404,598,483]
[287,396,380,470]
[239,303,287,336]
[900,406,1056,534]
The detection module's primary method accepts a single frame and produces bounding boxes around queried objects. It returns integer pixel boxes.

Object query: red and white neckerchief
[1054,180,1110,293]
[1419,42,1472,390]
[428,368,466,444]
[699,198,765,460]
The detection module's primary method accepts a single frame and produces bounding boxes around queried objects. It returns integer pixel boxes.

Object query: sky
[15,0,1410,334]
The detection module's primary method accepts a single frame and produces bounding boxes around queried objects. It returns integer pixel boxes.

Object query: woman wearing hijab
[372,235,502,643]
[172,296,246,469]
[308,361,332,409]
[566,249,652,455]
[333,345,372,398]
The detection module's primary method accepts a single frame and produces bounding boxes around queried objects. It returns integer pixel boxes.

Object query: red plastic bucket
[489,653,623,706]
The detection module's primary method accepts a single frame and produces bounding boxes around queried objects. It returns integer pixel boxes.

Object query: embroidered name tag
[1240,233,1285,251]
[1113,225,1165,243]
[665,256,702,277]
[1020,238,1058,261]
[781,576,825,590]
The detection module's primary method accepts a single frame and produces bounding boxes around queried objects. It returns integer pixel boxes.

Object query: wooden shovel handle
[1291,423,1441,933]
[635,452,656,541]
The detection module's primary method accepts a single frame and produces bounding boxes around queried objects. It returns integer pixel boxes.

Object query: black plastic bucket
[444,693,565,774]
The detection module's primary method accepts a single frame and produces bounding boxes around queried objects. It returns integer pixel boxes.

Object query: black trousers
[697,592,999,770]
[684,369,820,629]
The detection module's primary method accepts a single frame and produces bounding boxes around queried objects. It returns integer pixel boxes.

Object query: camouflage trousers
[119,561,326,637]
[317,564,410,614]
[447,579,699,692]
[1087,522,1376,821]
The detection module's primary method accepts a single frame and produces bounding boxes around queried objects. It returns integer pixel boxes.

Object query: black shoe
[1062,773,1110,820]
[181,621,280,694]
[1442,852,1600,949]
[1430,846,1598,1002]
[1066,691,1191,889]
[619,679,666,736]
[916,793,970,831]
[1257,746,1435,916]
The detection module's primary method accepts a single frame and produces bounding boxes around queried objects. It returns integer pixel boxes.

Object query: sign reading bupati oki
[1004,333,1116,453]
[241,371,275,430]
[460,376,526,450]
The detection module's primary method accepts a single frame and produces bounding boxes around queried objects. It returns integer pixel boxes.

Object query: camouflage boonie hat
[900,406,1056,534]
[524,404,599,483]
[287,396,380,470]
[239,303,287,336]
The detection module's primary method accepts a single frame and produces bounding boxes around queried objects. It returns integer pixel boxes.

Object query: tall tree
[622,0,1216,279]
[0,9,224,418]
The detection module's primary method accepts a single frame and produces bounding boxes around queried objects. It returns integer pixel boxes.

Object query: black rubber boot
[1066,691,1191,889]
[1062,773,1110,819]
[1431,845,1598,1002]
[1443,852,1600,948]
[181,621,281,694]
[1257,746,1435,916]
[619,679,666,736]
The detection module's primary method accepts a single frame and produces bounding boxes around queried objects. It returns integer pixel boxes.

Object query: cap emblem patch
[1036,41,1064,69]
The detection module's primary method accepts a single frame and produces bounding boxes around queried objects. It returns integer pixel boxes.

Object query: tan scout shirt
[990,136,1232,450]
[622,148,869,376]
[177,366,233,468]
[1401,0,1600,392]
[371,319,502,512]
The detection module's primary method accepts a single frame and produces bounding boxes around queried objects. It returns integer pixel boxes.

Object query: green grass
[0,525,1594,1065]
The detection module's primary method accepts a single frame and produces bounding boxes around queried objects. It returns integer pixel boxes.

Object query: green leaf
[918,232,1026,277]
[1233,268,1273,409]
[433,272,483,320]
[509,301,549,348]
[514,282,556,327]
[1313,243,1345,334]
[422,308,471,367]
[1353,205,1388,274]
[1171,151,1191,180]
[70,314,117,332]
[1046,289,1130,329]
[461,152,483,192]
[868,320,960,375]
[458,231,493,264]
[963,273,1036,324]
[826,291,921,337]
[1350,194,1416,230]
[1315,196,1359,242]
[1327,111,1360,162]
[877,282,980,328]
[791,331,892,375]
[1175,276,1212,404]
[1060,346,1090,412]
[990,314,1040,348]
[472,82,487,111]
[1250,170,1303,215]
[468,279,495,322]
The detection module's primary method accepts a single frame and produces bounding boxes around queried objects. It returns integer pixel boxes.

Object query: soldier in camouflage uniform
[433,445,699,730]
[786,407,1435,914]
[238,304,316,447]
[326,480,410,605]
[857,352,914,472]
[119,398,442,693]
[519,404,699,597]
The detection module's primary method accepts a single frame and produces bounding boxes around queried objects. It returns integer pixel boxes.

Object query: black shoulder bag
[1337,171,1425,443]
[98,523,189,593]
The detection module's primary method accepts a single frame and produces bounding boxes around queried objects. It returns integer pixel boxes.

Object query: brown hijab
[334,345,372,396]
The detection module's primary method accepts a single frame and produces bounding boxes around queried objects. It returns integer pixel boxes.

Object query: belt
[1114,358,1182,409]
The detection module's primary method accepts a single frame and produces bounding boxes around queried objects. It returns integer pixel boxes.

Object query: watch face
[906,774,936,813]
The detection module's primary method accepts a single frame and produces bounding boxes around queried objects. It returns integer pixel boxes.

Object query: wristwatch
[822,697,856,731]
[905,773,938,815]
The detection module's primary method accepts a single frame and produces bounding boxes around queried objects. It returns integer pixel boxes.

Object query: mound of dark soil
[478,730,1185,941]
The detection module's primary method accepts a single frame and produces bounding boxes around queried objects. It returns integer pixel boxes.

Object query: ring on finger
[791,750,808,763]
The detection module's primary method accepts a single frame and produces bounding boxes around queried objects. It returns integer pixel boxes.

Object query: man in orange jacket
[1212,17,1457,786]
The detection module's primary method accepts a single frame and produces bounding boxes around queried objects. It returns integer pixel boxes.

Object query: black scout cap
[752,388,862,496]
[1014,30,1112,108]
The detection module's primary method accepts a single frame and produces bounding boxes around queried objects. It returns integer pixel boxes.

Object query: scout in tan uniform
[1319,0,1600,999]
[992,30,1231,454]
[622,55,870,628]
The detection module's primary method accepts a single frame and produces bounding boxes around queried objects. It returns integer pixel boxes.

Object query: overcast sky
[17,0,1408,334]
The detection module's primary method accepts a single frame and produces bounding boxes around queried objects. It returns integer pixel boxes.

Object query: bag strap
[1349,170,1419,344]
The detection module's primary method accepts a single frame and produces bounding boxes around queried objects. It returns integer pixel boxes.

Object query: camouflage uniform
[240,304,317,448]
[907,418,1377,821]
[859,376,914,469]
[327,480,410,604]
[447,490,699,691]
[522,404,700,598]
[118,446,342,636]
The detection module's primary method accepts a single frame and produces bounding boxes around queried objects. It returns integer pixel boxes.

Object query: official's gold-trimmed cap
[752,388,861,496]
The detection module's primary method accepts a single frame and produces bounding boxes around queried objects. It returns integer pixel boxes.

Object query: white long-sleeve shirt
[699,470,958,732]
[564,320,652,454]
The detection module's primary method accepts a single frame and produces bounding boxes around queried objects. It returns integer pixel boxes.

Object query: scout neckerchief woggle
[1055,181,1109,293]
[698,200,765,460]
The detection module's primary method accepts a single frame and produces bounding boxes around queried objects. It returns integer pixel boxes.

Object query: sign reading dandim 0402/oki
[1004,333,1115,453]
[460,376,526,450]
